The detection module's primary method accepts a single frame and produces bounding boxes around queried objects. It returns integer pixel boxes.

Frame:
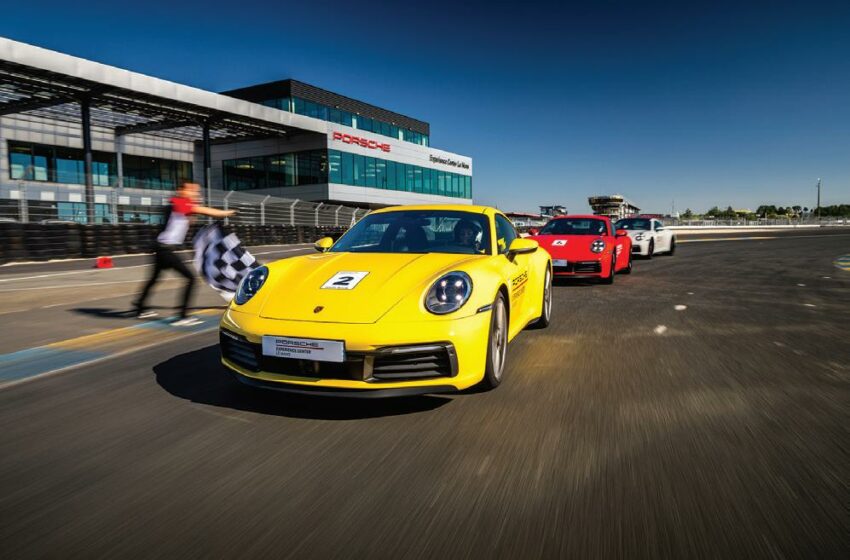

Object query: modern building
[588,195,640,220]
[0,37,472,223]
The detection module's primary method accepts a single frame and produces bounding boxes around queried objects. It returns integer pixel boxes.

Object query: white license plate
[553,259,569,267]
[261,336,345,363]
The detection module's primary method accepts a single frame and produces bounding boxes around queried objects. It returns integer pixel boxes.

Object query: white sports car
[614,217,676,258]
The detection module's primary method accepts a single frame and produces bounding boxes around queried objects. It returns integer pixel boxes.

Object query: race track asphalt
[1,231,848,559]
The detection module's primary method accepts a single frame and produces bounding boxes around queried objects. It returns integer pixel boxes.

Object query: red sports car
[530,215,632,283]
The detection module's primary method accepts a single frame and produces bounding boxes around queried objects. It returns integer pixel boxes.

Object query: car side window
[495,214,518,255]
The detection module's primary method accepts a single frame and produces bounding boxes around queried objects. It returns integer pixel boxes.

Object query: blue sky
[2,0,848,213]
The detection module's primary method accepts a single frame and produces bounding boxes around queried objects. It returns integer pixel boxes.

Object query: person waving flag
[132,182,235,325]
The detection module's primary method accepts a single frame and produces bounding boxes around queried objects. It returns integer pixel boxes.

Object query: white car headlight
[590,239,606,253]
[635,233,644,241]
[425,272,472,315]
[235,266,269,305]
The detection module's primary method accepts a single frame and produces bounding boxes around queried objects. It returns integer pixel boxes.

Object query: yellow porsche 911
[219,205,552,397]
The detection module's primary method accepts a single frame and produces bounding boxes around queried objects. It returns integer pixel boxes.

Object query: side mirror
[508,237,538,256]
[616,229,628,237]
[527,227,539,236]
[314,237,334,252]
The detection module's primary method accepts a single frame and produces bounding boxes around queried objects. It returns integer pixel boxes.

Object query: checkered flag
[193,224,261,302]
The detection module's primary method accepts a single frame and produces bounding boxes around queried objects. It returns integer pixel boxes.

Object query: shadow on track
[154,344,452,420]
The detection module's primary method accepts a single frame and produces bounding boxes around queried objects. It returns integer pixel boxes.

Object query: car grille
[553,261,602,274]
[631,245,642,253]
[220,330,259,371]
[220,330,457,382]
[370,345,456,381]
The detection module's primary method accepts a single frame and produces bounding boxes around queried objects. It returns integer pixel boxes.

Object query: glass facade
[222,149,471,199]
[9,141,115,186]
[7,141,192,190]
[260,96,429,147]
[327,150,471,199]
[56,202,113,224]
[122,154,193,190]
[222,149,328,190]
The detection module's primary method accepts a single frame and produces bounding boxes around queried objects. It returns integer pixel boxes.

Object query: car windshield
[539,218,607,235]
[330,210,491,255]
[615,218,651,231]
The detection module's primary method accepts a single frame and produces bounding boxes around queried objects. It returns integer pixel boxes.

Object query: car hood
[259,251,481,324]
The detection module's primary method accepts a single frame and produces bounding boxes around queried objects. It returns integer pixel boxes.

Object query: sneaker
[172,317,202,327]
[136,310,158,319]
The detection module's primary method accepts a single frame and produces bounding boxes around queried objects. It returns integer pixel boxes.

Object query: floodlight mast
[816,178,821,220]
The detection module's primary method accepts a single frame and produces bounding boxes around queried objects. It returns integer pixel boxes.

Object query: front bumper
[631,239,650,255]
[551,257,604,277]
[219,307,491,394]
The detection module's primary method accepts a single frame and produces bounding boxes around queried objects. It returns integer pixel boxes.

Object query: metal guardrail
[0,183,370,227]
[663,218,847,227]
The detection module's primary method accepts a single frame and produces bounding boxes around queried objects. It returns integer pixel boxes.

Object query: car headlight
[590,239,606,253]
[635,233,644,241]
[234,266,269,305]
[425,271,473,315]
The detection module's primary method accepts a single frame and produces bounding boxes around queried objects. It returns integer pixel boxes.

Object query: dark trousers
[134,244,195,318]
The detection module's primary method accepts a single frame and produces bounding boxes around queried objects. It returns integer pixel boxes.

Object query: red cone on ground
[94,256,114,269]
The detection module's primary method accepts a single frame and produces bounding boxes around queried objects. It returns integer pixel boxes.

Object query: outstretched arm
[193,205,236,218]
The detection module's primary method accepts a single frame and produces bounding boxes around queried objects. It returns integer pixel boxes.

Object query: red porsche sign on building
[332,131,391,153]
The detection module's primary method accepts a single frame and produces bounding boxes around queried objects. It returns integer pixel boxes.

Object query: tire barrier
[0,223,352,264]
[0,223,26,264]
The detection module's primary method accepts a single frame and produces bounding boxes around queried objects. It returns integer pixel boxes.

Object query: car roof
[550,214,608,220]
[371,204,494,215]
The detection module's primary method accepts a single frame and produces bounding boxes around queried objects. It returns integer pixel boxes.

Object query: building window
[375,160,387,189]
[341,151,354,184]
[229,149,472,199]
[116,154,191,190]
[364,157,376,188]
[328,150,341,183]
[386,160,397,189]
[222,149,328,190]
[8,141,117,186]
[259,96,429,146]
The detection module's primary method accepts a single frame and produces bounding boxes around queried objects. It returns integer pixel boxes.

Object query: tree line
[679,204,850,220]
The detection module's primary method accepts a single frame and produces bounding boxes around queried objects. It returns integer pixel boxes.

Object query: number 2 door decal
[321,271,369,290]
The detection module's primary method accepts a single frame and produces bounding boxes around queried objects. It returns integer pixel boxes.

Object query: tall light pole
[816,178,821,220]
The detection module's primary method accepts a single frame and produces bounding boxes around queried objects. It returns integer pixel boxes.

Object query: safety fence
[0,184,370,227]
[0,222,349,264]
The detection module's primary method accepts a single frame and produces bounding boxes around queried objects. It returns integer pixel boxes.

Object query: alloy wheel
[492,299,508,380]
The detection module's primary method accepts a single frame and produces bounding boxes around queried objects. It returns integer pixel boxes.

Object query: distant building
[588,195,640,220]
[505,211,547,227]
[539,205,567,218]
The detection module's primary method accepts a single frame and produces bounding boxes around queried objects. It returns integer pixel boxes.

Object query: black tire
[600,253,615,284]
[647,239,654,259]
[528,267,552,329]
[668,237,676,256]
[479,292,509,390]
[622,253,632,274]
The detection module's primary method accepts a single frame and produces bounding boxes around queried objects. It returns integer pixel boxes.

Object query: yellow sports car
[219,205,552,397]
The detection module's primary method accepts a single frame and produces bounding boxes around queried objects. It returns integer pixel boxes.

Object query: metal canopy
[0,57,306,142]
